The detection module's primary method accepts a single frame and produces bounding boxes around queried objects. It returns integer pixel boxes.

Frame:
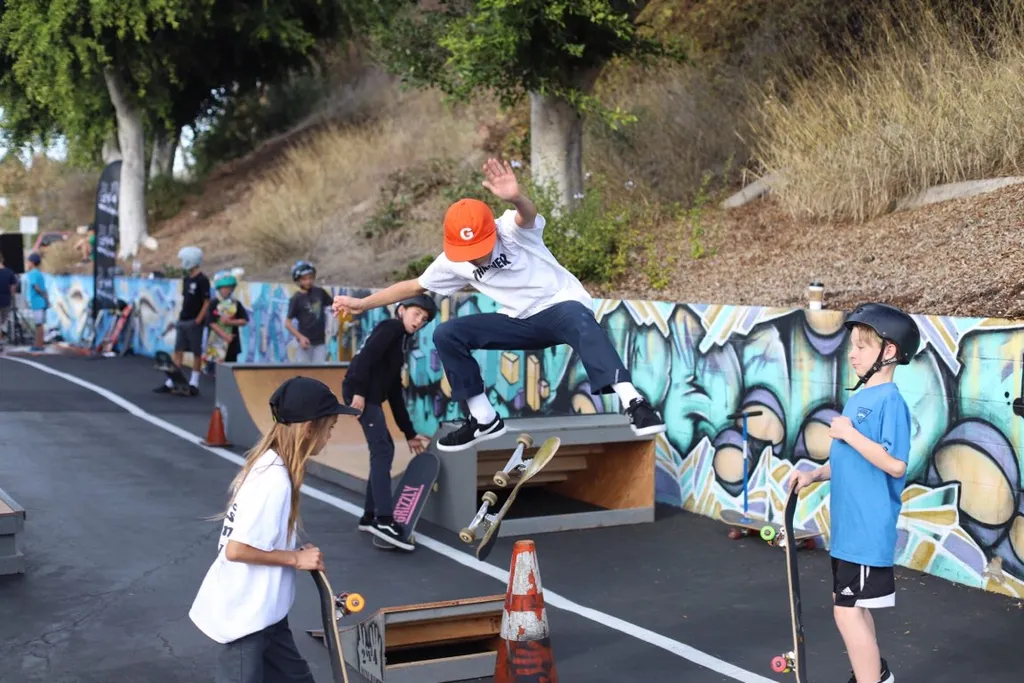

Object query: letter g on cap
[460,226,475,241]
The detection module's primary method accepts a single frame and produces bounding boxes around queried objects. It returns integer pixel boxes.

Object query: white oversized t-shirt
[189,449,298,644]
[417,209,594,319]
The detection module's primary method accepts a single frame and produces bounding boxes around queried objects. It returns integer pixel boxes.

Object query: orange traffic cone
[494,540,558,683]
[202,406,231,447]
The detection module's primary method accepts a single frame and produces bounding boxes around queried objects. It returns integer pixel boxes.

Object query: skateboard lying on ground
[154,350,191,395]
[459,434,560,562]
[308,569,365,683]
[771,486,807,681]
[372,450,441,551]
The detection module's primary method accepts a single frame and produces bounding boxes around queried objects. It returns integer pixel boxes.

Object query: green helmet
[214,273,237,289]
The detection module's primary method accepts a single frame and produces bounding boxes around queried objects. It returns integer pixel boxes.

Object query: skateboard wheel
[342,593,365,613]
[482,491,498,506]
[771,655,788,673]
[432,482,439,492]
[760,525,776,542]
[459,528,474,543]
[493,471,509,488]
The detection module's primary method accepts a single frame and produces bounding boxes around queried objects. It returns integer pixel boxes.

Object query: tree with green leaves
[0,0,352,259]
[371,0,682,209]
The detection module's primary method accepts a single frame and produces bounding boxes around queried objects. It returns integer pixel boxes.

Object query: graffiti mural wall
[39,275,1024,598]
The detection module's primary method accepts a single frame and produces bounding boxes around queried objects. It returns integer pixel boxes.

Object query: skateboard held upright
[310,569,365,683]
[771,486,807,681]
[372,450,441,551]
[460,435,560,562]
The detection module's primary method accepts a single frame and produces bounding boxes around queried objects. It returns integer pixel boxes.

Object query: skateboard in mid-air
[154,350,191,395]
[770,486,807,681]
[372,450,441,551]
[308,569,365,683]
[459,434,560,562]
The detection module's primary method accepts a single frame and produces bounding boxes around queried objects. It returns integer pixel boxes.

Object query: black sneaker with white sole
[357,513,373,532]
[369,520,414,551]
[845,658,893,683]
[625,398,666,436]
[436,415,507,452]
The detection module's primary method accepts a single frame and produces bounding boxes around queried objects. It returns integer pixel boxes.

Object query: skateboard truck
[334,592,365,619]
[493,433,534,488]
[771,651,796,673]
[460,491,498,543]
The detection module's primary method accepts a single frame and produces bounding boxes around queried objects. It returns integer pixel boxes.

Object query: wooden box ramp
[213,363,415,494]
[424,414,656,539]
[311,595,505,683]
[0,487,26,575]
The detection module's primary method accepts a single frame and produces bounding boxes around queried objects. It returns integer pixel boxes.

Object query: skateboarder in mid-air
[789,303,918,683]
[189,376,360,683]
[343,295,436,550]
[332,158,666,452]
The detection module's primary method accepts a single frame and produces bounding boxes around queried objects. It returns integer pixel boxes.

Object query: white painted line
[3,356,777,683]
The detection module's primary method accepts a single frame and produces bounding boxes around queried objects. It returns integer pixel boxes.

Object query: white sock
[612,382,641,406]
[190,371,201,387]
[466,393,497,424]
[164,378,173,388]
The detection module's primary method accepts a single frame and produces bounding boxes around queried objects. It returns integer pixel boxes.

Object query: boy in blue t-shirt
[25,252,50,351]
[790,303,919,683]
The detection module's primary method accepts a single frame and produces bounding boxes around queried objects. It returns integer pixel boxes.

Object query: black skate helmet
[398,294,438,323]
[843,302,920,390]
[291,260,316,281]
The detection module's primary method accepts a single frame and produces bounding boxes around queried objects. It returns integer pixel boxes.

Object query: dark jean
[343,382,395,519]
[432,300,631,402]
[216,617,314,683]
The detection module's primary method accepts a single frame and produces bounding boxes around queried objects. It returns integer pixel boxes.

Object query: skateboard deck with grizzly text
[372,450,440,551]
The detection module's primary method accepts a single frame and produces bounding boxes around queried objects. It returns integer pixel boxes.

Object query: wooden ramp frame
[215,363,415,492]
[0,487,26,575]
[317,595,505,683]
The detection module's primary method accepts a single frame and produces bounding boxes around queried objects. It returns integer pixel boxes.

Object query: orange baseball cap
[443,198,497,262]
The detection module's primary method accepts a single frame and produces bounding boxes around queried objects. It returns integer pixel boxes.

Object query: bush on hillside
[753,0,1024,221]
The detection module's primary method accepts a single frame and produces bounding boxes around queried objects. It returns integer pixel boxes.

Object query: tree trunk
[103,67,147,260]
[530,91,584,212]
[101,131,121,164]
[149,126,179,180]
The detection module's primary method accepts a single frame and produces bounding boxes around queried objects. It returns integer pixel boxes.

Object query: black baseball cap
[269,376,360,424]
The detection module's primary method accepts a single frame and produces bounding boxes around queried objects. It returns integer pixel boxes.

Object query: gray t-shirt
[287,287,333,345]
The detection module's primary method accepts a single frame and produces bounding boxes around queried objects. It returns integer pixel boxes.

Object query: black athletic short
[174,319,204,355]
[831,557,896,608]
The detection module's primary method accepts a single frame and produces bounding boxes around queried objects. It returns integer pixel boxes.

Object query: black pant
[431,300,631,401]
[343,382,394,519]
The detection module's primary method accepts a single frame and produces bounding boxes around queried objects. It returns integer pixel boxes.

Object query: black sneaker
[357,513,373,532]
[436,415,507,452]
[369,520,414,551]
[625,398,666,436]
[153,384,172,393]
[846,658,893,683]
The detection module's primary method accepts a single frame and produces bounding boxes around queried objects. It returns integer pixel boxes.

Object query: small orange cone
[494,540,558,683]
[202,406,231,447]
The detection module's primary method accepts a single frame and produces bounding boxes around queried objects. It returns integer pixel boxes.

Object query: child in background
[189,376,361,683]
[0,252,17,351]
[789,302,919,683]
[285,260,333,364]
[208,271,249,364]
[25,252,49,352]
[155,246,210,395]
[342,295,436,550]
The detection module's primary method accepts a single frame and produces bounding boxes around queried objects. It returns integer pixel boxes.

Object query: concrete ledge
[0,487,26,575]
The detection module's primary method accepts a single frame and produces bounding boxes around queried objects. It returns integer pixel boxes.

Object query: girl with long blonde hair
[189,376,360,683]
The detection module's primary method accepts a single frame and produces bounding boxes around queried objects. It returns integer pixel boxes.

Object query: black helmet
[844,302,920,390]
[844,303,920,364]
[398,294,438,322]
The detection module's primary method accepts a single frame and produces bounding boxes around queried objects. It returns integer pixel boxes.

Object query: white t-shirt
[189,449,298,644]
[418,209,594,319]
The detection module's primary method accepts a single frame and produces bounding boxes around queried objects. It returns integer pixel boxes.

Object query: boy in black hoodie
[342,294,436,550]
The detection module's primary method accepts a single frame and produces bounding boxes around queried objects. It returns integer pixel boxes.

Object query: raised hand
[481,157,521,202]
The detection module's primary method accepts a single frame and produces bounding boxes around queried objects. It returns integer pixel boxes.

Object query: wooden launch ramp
[213,362,415,491]
[308,595,506,683]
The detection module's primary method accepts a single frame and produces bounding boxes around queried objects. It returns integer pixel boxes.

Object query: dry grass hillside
[27,0,1024,319]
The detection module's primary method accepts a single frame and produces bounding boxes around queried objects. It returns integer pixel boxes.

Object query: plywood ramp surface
[232,366,414,480]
